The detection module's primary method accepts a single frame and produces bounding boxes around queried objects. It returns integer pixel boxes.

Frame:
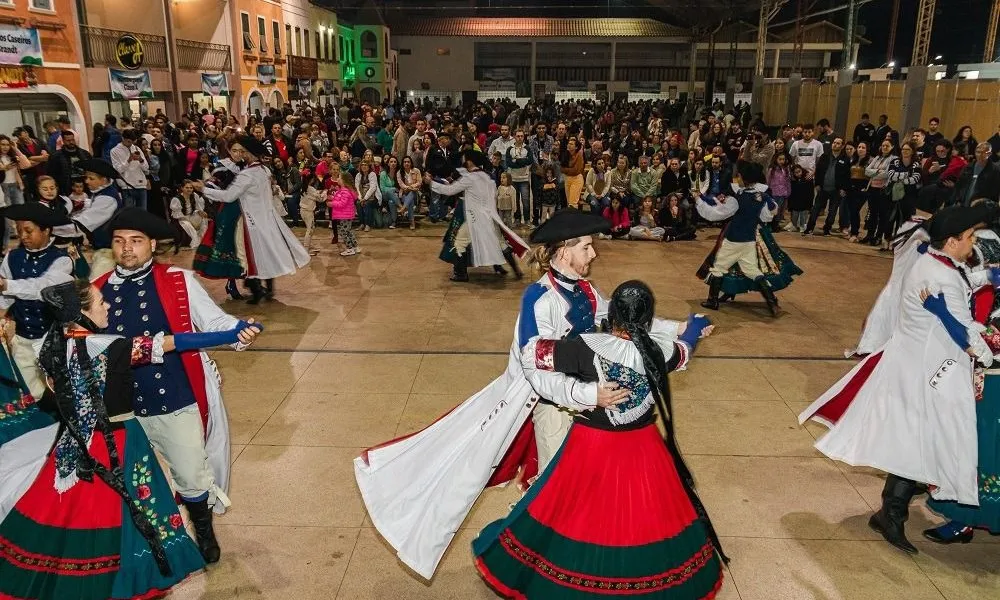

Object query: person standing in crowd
[863,138,899,250]
[561,137,585,210]
[804,136,851,236]
[788,123,824,181]
[46,130,92,196]
[952,142,1000,206]
[505,129,533,225]
[195,137,310,304]
[15,127,48,203]
[71,159,124,278]
[954,125,979,159]
[169,180,208,250]
[853,113,875,147]
[847,141,872,242]
[109,129,150,210]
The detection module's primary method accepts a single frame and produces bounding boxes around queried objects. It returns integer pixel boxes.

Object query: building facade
[80,0,235,121]
[0,0,89,145]
[392,18,862,103]
[233,0,287,116]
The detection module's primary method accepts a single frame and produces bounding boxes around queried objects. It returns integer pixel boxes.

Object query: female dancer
[0,280,257,599]
[193,152,244,300]
[474,280,725,599]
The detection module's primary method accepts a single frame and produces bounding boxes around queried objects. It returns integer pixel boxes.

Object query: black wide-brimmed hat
[463,149,487,168]
[107,208,176,241]
[75,158,119,181]
[234,135,269,158]
[529,208,611,245]
[2,202,71,228]
[927,204,997,242]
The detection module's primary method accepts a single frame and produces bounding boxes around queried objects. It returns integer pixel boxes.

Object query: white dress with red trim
[849,218,930,357]
[800,248,989,505]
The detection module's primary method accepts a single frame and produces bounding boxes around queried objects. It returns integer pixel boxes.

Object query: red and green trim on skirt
[473,423,724,598]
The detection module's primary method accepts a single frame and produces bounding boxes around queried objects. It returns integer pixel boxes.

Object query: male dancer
[800,204,996,554]
[72,159,124,279]
[93,208,261,563]
[355,209,694,580]
[428,149,526,282]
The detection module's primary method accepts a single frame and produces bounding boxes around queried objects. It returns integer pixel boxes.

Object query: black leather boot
[450,253,469,282]
[755,276,780,317]
[263,279,274,301]
[184,498,221,563]
[868,474,920,554]
[245,279,266,305]
[700,276,722,310]
[503,247,523,280]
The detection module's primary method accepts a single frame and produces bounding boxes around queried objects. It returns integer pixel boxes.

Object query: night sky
[835,0,994,67]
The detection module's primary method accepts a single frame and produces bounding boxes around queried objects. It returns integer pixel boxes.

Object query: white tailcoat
[431,169,527,267]
[353,272,681,579]
[201,163,310,279]
[801,249,987,504]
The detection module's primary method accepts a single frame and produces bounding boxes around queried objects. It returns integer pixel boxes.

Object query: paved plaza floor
[168,225,1000,600]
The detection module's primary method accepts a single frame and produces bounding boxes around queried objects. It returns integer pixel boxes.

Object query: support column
[530,41,537,90]
[162,0,183,120]
[609,41,616,81]
[901,65,928,134]
[688,39,698,97]
[786,72,802,126]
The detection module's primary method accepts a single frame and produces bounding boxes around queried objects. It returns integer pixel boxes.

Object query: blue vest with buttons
[102,273,197,416]
[8,245,69,339]
[725,189,770,243]
[551,281,596,339]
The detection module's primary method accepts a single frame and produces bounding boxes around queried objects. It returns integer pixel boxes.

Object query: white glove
[971,336,994,368]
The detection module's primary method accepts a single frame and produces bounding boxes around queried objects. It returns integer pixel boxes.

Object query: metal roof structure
[388,17,689,38]
[319,0,767,30]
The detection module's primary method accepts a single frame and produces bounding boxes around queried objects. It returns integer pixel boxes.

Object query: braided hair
[607,280,729,564]
[38,280,172,577]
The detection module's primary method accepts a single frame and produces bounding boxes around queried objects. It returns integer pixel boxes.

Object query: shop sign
[201,73,230,97]
[0,65,36,88]
[109,68,153,99]
[115,34,144,70]
[0,26,42,67]
[288,55,318,80]
[257,64,276,85]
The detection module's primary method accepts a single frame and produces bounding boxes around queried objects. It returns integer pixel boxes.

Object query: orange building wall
[0,0,90,129]
[234,0,288,110]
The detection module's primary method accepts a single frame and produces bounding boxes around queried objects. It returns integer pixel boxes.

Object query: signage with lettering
[556,81,588,91]
[109,68,153,99]
[115,34,144,70]
[0,25,42,67]
[629,81,661,93]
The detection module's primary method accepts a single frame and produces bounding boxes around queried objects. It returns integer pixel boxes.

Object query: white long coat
[431,169,527,267]
[849,219,929,356]
[201,163,310,279]
[801,249,986,504]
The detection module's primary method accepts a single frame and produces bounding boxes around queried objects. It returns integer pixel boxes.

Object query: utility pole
[752,0,788,115]
[792,0,805,73]
[911,0,936,67]
[835,0,858,133]
[886,0,900,64]
[986,0,1000,63]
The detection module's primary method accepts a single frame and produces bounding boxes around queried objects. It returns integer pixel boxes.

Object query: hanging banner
[296,79,312,97]
[256,64,276,85]
[0,65,36,88]
[201,72,230,97]
[629,81,661,93]
[109,68,153,100]
[0,25,43,67]
[321,79,336,95]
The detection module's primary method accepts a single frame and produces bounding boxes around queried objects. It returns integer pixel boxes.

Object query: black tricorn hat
[75,158,119,181]
[529,208,611,244]
[106,208,176,240]
[2,202,72,228]
[234,135,270,158]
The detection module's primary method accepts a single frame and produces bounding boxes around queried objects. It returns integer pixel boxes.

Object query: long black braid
[610,280,730,564]
[38,282,172,577]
